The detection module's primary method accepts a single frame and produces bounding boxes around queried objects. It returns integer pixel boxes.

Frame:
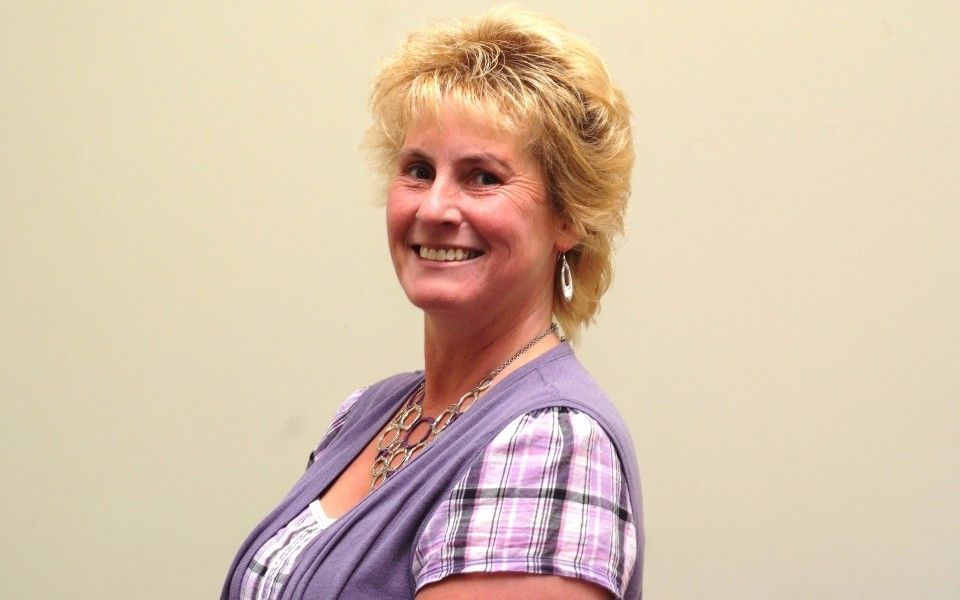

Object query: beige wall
[2,1,957,598]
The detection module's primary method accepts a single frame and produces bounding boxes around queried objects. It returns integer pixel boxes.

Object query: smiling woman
[222,7,643,600]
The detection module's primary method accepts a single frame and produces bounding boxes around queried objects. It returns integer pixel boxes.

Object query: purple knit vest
[222,343,644,599]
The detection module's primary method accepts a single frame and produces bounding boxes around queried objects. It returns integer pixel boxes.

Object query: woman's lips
[414,245,483,262]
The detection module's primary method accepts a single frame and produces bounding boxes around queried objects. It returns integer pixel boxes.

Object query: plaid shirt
[241,390,636,599]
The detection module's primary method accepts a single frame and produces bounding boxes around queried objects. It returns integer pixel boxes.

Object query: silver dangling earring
[559,252,574,303]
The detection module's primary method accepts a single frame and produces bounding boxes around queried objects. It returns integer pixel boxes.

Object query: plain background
[2,1,958,598]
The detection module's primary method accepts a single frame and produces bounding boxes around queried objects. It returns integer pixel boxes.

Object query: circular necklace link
[370,323,561,490]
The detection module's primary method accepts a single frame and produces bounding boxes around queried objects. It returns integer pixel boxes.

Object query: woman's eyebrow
[457,153,512,172]
[398,148,514,174]
[397,147,431,162]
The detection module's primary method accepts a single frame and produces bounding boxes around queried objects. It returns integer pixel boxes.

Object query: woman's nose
[415,176,461,225]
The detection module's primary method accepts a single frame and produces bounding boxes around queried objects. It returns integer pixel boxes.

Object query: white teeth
[417,246,478,262]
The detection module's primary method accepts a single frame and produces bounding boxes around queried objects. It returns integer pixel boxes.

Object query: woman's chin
[399,281,482,314]
[404,292,474,315]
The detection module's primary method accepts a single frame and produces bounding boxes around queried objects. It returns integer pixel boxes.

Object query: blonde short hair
[367,7,633,343]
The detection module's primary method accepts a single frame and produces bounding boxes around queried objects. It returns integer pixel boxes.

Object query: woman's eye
[473,171,501,186]
[406,164,433,180]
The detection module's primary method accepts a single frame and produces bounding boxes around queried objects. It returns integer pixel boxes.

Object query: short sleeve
[306,387,367,468]
[412,407,637,598]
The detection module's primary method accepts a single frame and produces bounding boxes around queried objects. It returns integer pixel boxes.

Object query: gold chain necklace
[370,323,561,489]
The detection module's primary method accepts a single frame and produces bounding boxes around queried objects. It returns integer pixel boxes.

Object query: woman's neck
[420,308,559,414]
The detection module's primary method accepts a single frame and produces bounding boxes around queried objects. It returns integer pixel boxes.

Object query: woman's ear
[554,217,581,253]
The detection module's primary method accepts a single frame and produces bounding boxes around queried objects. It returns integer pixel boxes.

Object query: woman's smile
[413,245,483,263]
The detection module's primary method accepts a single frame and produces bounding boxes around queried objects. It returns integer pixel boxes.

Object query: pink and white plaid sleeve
[412,407,637,598]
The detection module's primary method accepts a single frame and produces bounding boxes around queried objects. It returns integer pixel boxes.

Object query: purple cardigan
[222,343,644,599]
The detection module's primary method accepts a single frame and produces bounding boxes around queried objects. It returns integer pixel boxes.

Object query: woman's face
[386,107,569,325]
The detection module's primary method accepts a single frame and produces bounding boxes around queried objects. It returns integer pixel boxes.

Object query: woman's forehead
[418,90,528,128]
[404,95,534,151]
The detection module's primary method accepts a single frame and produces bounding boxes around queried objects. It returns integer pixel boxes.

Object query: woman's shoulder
[306,386,368,466]
[527,347,640,449]
[506,344,612,410]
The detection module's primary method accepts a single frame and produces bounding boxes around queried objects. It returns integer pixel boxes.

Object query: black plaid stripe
[450,485,631,522]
